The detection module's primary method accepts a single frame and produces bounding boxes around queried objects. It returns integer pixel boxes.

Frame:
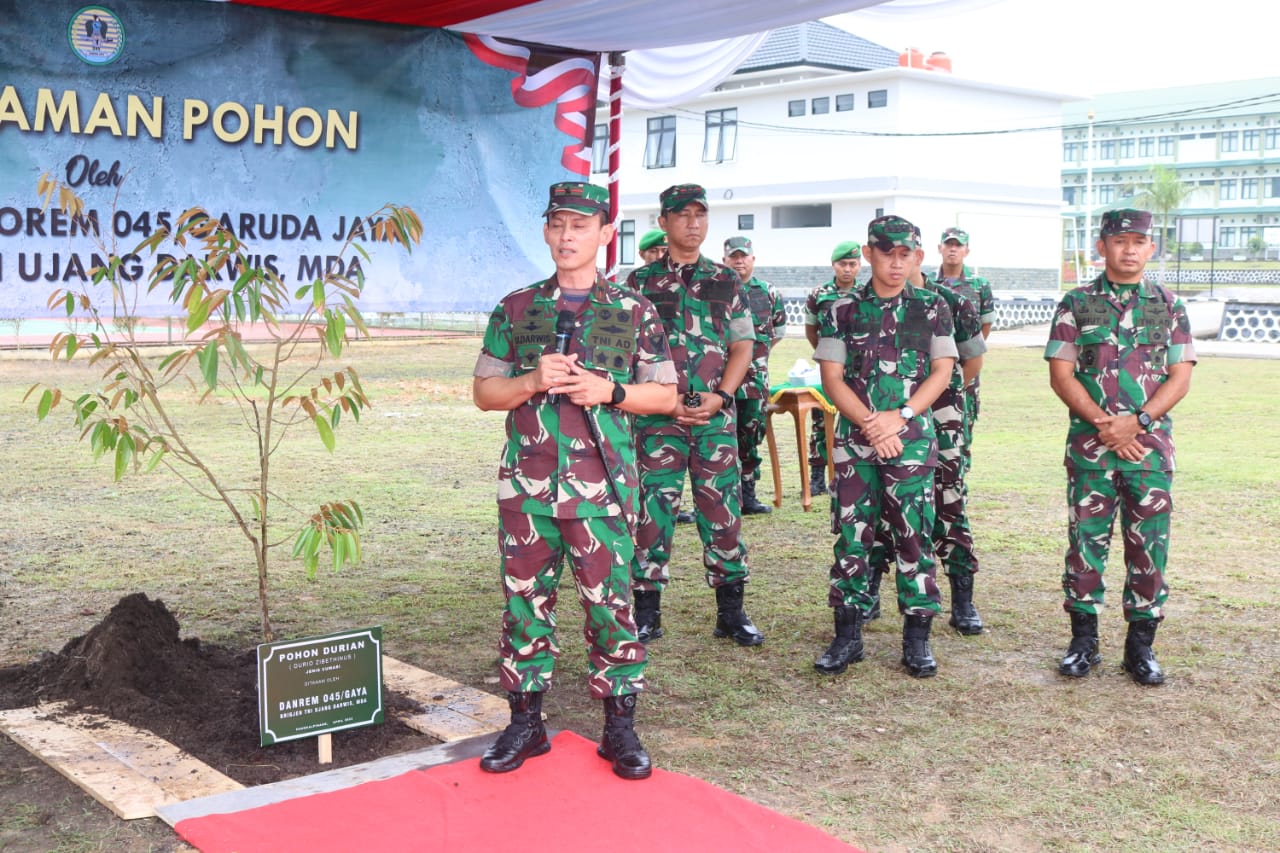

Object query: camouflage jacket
[932,265,995,329]
[803,279,856,329]
[1043,275,1197,472]
[814,281,958,467]
[626,254,753,434]
[738,275,786,399]
[475,274,676,521]
[921,280,987,449]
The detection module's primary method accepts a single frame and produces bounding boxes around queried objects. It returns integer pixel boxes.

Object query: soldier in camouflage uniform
[803,241,862,497]
[813,215,957,678]
[473,182,677,778]
[1045,208,1195,686]
[627,184,765,648]
[724,236,786,516]
[865,225,987,634]
[932,227,994,452]
[638,228,667,265]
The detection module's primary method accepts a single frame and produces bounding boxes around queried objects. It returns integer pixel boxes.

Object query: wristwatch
[899,405,915,421]
[714,389,735,408]
[609,381,627,407]
[1136,409,1153,432]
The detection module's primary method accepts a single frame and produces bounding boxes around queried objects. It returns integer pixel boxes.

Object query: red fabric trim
[464,34,599,175]
[226,0,544,29]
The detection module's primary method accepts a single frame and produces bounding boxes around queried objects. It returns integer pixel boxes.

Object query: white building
[603,22,1075,293]
[1061,77,1280,263]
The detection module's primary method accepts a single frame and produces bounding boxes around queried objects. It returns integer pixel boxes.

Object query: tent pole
[605,51,625,282]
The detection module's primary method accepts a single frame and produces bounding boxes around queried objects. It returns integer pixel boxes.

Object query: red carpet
[175,731,860,852]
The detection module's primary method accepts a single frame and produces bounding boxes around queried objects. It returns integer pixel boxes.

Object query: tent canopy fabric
[212,0,891,51]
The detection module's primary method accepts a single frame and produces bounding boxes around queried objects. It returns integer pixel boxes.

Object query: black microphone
[547,309,575,404]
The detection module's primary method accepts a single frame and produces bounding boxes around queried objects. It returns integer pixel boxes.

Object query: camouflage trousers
[736,397,768,482]
[632,422,750,591]
[497,510,646,699]
[963,380,980,455]
[808,409,830,473]
[869,443,978,578]
[1062,468,1172,622]
[830,461,941,616]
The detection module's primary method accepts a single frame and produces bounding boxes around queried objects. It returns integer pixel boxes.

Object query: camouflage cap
[941,226,969,245]
[659,183,709,214]
[867,215,919,251]
[724,235,753,255]
[1099,208,1153,238]
[543,181,610,217]
[638,229,667,252]
[830,240,861,262]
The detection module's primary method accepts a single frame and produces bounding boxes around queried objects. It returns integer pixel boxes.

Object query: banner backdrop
[0,0,597,317]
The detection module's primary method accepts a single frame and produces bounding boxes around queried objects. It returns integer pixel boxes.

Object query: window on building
[1221,131,1239,152]
[644,115,677,169]
[1266,129,1280,150]
[1097,140,1115,159]
[1118,138,1135,159]
[703,108,738,164]
[835,93,854,112]
[771,204,832,228]
[788,99,805,117]
[1063,186,1078,205]
[875,207,884,218]
[1219,227,1237,248]
[812,96,830,115]
[738,214,754,230]
[1096,185,1115,205]
[1265,176,1280,198]
[619,219,635,265]
[1241,226,1260,247]
[1138,137,1154,157]
[1158,136,1175,156]
[1063,141,1078,162]
[1242,178,1259,199]
[868,89,888,109]
[591,123,608,174]
[1243,129,1261,151]
[1219,179,1238,200]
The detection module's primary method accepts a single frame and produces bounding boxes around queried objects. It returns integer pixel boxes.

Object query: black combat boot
[632,589,663,643]
[741,477,772,515]
[901,613,938,678]
[676,510,696,524]
[814,605,864,675]
[947,573,984,635]
[809,466,827,498]
[479,691,549,773]
[863,568,884,621]
[596,693,652,780]
[712,581,765,646]
[1058,611,1102,678]
[1122,619,1165,686]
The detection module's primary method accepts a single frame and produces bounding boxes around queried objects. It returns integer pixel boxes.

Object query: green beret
[638,229,667,252]
[831,240,861,263]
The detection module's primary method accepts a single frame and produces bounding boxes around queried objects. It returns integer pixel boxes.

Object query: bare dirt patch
[0,593,435,850]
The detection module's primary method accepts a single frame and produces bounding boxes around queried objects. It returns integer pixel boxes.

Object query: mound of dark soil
[0,593,433,785]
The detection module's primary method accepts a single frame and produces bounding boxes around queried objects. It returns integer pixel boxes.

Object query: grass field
[1,335,1278,852]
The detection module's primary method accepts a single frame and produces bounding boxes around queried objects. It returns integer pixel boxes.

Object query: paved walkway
[989,324,1280,360]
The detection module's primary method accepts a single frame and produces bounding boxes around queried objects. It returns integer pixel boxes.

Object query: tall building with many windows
[1061,77,1280,262]
[605,21,1073,291]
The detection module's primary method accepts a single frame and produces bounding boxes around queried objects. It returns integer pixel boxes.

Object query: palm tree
[1130,164,1195,285]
